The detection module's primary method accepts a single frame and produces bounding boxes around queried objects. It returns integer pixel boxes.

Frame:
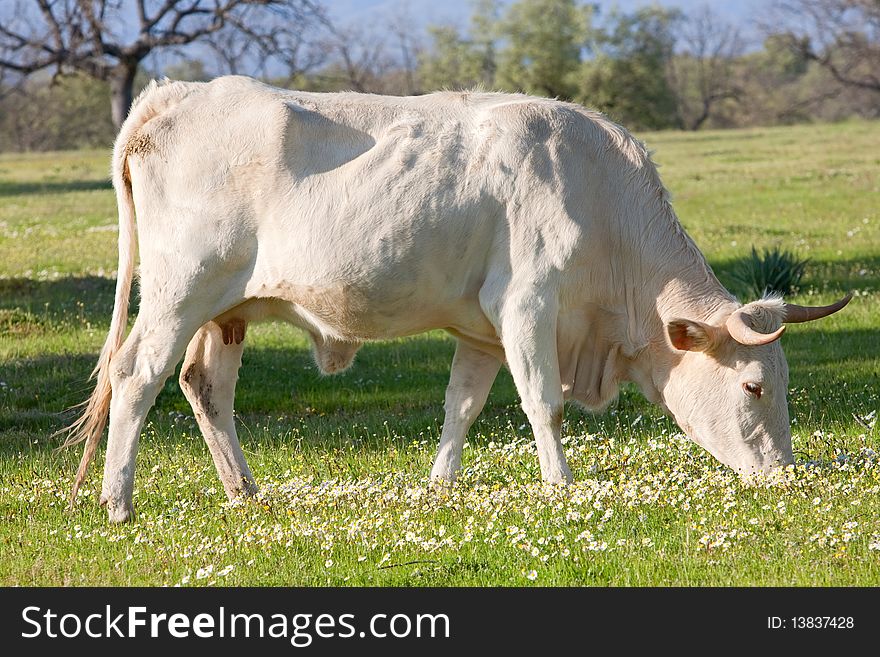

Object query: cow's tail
[59,79,186,506]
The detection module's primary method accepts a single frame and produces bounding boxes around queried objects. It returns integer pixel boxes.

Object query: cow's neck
[653,260,738,327]
[606,204,738,404]
[624,202,738,331]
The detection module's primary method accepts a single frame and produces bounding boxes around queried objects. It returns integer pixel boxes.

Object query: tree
[735,32,877,126]
[495,0,592,99]
[668,5,744,130]
[309,20,395,93]
[203,5,326,82]
[419,26,483,91]
[418,0,500,91]
[0,72,115,150]
[733,35,815,126]
[0,1,323,128]
[163,58,209,82]
[580,6,682,130]
[470,0,501,87]
[769,0,880,94]
[388,4,421,95]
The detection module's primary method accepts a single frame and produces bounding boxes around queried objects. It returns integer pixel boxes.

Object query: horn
[782,293,853,324]
[725,309,786,346]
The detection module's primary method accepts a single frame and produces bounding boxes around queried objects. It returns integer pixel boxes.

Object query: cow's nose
[763,452,794,472]
[737,450,790,475]
[776,443,795,468]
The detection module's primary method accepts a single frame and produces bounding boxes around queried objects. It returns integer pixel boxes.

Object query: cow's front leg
[431,340,501,483]
[179,321,256,500]
[498,292,572,484]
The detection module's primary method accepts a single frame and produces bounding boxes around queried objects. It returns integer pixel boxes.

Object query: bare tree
[300,1,425,96]
[769,0,880,94]
[668,5,744,130]
[0,1,324,128]
[388,3,421,95]
[313,21,393,93]
[203,3,327,81]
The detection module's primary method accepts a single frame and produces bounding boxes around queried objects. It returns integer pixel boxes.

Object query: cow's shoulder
[463,94,648,169]
[477,96,572,141]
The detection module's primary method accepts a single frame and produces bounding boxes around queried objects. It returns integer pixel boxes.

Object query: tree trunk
[689,100,712,131]
[109,63,138,129]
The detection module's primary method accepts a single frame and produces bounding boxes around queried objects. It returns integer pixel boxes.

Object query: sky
[2,0,764,80]
[324,0,760,33]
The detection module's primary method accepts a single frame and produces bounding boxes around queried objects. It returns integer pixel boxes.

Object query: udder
[212,297,362,375]
[311,335,360,374]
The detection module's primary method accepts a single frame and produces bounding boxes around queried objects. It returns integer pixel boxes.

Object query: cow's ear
[667,319,719,352]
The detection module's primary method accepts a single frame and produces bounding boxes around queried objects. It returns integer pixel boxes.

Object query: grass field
[1,120,878,586]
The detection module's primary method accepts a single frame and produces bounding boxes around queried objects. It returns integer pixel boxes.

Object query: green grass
[1,120,878,586]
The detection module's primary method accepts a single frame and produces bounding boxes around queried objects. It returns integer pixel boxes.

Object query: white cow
[63,76,850,522]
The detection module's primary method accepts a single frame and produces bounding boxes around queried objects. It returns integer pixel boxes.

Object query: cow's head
[658,294,851,473]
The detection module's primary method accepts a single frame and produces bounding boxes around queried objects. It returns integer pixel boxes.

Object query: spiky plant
[730,246,810,298]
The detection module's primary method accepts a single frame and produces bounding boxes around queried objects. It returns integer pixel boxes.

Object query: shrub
[730,246,809,298]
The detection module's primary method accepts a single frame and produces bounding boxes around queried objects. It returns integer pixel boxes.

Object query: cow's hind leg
[180,320,256,500]
[431,340,501,483]
[496,292,572,484]
[101,315,203,522]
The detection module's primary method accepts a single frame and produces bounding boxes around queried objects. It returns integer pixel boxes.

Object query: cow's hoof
[100,495,133,523]
[429,475,456,493]
[541,465,574,485]
[224,478,258,501]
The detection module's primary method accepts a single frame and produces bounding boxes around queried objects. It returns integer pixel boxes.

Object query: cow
[62,76,850,522]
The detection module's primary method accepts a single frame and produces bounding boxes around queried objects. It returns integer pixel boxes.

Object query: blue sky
[324,0,759,32]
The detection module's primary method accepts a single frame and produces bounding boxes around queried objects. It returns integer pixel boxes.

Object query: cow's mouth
[685,427,736,470]
[689,427,794,474]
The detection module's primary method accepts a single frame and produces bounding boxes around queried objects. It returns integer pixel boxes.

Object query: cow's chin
[685,427,734,469]
[685,427,792,475]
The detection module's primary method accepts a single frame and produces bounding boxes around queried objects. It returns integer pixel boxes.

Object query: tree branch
[0,55,55,73]
[77,0,110,57]
[0,0,326,126]
[141,0,184,34]
[802,46,880,92]
[772,0,880,94]
[35,0,64,52]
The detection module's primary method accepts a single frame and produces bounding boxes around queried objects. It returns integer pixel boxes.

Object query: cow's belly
[266,280,475,340]
[245,200,501,342]
[222,282,497,345]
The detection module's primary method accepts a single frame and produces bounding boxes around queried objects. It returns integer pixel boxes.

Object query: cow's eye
[742,382,763,399]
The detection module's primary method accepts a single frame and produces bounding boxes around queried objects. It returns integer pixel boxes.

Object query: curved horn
[726,309,786,346]
[783,293,853,324]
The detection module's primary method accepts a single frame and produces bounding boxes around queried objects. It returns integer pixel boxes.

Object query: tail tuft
[55,344,115,506]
